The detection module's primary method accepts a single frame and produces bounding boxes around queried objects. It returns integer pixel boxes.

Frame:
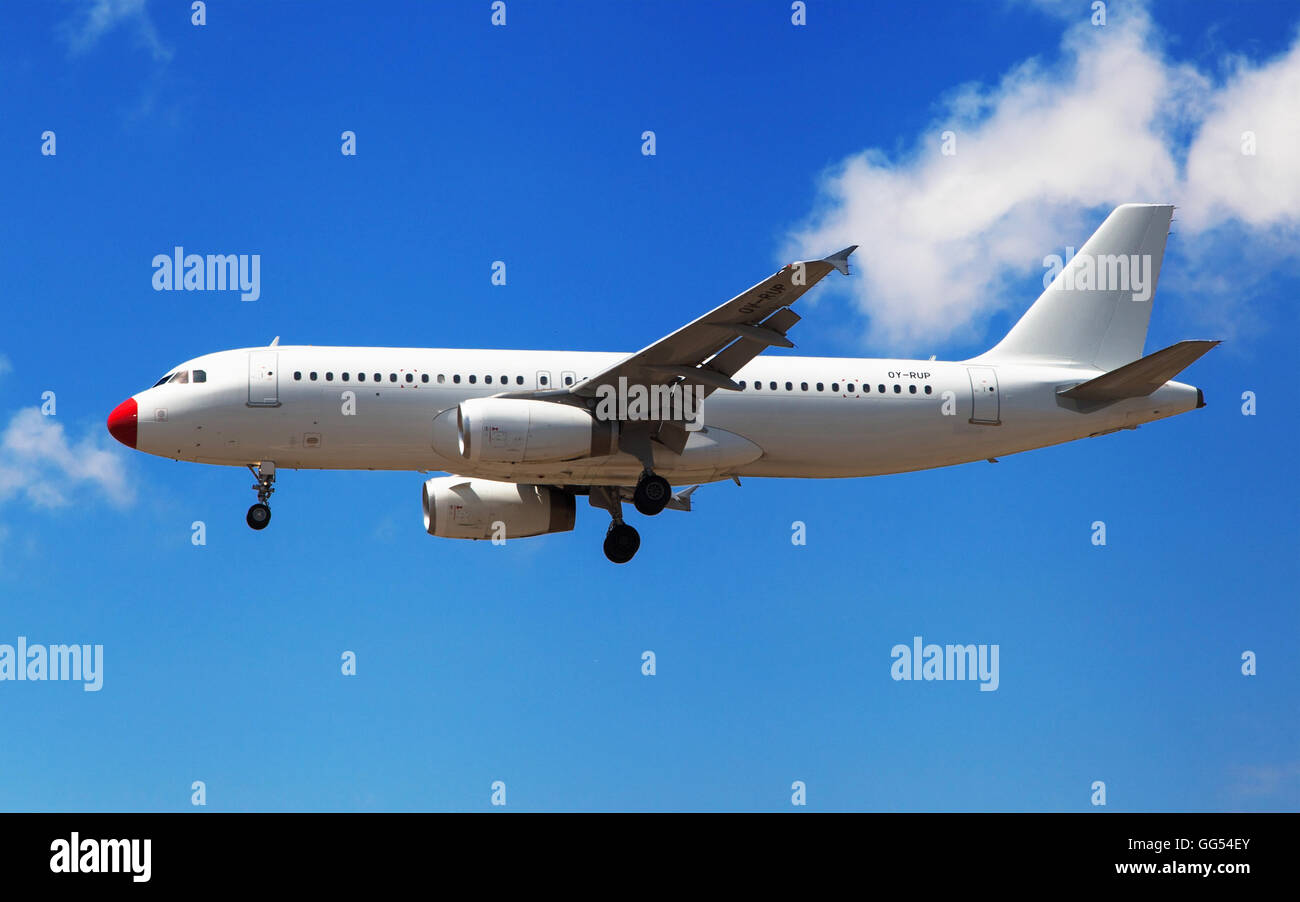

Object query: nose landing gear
[246,503,271,529]
[246,461,276,530]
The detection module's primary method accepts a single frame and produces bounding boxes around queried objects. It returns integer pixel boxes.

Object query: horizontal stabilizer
[1059,340,1220,402]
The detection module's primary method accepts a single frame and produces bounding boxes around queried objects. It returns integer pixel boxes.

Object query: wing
[571,246,857,403]
[489,246,856,457]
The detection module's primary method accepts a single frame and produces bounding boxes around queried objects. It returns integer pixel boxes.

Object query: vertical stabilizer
[980,204,1175,369]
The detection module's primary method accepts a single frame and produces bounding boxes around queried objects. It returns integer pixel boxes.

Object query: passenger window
[878,384,885,393]
[389,373,397,382]
[785,382,793,391]
[863,383,870,393]
[801,382,808,391]
[754,381,761,390]
[294,372,302,381]
[421,374,429,383]
[739,381,746,389]
[564,375,573,386]
[847,384,855,393]
[831,382,839,392]
[310,372,318,381]
[816,383,824,391]
[539,375,548,386]
[453,375,461,384]
[485,375,493,384]
[924,385,932,394]
[909,384,917,394]
[326,372,334,381]
[358,372,366,382]
[193,370,206,383]
[438,374,445,383]
[406,373,414,383]
[893,384,901,393]
[342,372,349,382]
[516,376,524,385]
[469,375,477,384]
[373,373,381,382]
[501,375,507,385]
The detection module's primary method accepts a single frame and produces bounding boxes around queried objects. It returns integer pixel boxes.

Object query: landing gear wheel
[246,503,272,530]
[603,522,640,563]
[246,462,277,531]
[632,473,671,516]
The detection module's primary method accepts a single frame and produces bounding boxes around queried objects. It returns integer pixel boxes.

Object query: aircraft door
[967,366,1000,424]
[248,351,280,406]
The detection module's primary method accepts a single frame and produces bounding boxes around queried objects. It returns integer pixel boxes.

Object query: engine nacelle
[456,398,616,463]
[422,476,576,539]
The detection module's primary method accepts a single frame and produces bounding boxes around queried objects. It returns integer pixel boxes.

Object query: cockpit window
[193,370,206,383]
[153,373,175,387]
[168,371,189,384]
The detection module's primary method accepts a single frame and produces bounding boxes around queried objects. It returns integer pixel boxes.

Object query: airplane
[106,204,1216,563]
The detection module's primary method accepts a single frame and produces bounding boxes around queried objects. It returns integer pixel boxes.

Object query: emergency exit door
[967,366,1000,424]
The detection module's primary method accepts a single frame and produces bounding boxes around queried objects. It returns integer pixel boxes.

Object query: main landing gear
[592,475,692,563]
[246,461,276,530]
[632,471,671,517]
[603,521,641,564]
[591,486,640,564]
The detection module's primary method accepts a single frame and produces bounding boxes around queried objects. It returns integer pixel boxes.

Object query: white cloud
[1182,39,1300,232]
[62,0,172,63]
[783,4,1300,352]
[0,408,134,510]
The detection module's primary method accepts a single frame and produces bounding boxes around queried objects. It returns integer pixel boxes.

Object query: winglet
[822,245,858,276]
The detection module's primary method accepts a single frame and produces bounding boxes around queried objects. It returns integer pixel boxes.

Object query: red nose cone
[107,398,138,448]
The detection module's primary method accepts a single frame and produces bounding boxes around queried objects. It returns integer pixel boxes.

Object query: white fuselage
[123,345,1200,486]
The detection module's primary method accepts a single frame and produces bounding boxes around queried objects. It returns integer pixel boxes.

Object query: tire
[246,503,272,530]
[632,474,671,516]
[603,523,640,563]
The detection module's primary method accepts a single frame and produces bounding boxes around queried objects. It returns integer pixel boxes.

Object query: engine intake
[422,476,576,539]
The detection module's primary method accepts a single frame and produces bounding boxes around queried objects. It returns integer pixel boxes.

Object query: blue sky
[0,0,1296,811]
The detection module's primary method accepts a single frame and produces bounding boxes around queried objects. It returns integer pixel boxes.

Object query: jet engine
[422,476,576,539]
[455,397,616,463]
